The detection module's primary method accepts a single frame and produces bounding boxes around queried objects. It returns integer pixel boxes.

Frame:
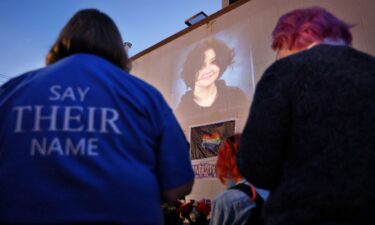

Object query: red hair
[216,134,242,185]
[272,7,353,51]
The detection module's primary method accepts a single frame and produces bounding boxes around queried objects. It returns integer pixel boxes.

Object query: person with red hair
[237,6,375,225]
[210,134,268,225]
[216,135,243,186]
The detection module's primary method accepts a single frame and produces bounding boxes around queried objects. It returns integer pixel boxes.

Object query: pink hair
[272,7,353,51]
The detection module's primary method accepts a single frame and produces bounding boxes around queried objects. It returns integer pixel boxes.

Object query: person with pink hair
[271,7,353,58]
[237,6,375,225]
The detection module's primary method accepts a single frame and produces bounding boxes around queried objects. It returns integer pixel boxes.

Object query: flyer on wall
[190,120,235,179]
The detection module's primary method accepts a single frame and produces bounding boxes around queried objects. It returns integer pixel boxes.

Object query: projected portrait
[174,38,249,128]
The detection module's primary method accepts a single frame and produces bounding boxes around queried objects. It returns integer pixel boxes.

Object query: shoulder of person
[258,53,309,90]
[216,80,248,100]
[0,68,43,94]
[175,90,194,112]
[216,80,241,92]
[67,53,164,98]
[213,188,253,205]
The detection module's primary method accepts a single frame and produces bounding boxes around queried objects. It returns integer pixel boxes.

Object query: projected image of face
[174,37,249,127]
[194,48,220,89]
[176,38,235,109]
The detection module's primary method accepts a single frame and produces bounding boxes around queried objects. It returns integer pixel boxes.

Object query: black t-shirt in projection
[174,80,250,130]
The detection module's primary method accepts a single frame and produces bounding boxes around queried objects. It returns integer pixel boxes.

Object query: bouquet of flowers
[162,199,211,225]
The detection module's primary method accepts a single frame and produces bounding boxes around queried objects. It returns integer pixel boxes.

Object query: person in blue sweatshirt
[0,9,194,225]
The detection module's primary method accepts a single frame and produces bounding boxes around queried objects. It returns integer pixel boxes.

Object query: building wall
[131,0,375,200]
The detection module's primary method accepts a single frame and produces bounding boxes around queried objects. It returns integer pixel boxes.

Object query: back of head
[216,134,242,185]
[272,6,353,51]
[46,9,131,71]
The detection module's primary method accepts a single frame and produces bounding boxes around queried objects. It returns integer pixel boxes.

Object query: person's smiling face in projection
[179,38,235,108]
[194,48,220,89]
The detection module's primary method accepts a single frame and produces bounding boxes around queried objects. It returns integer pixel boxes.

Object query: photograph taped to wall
[190,120,235,160]
[190,120,235,179]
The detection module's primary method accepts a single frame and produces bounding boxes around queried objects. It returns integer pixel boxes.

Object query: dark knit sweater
[237,45,375,225]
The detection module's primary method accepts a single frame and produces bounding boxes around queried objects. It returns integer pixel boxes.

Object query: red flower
[196,199,211,217]
[178,200,194,218]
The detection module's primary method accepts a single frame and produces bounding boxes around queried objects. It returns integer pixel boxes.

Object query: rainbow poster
[190,120,235,160]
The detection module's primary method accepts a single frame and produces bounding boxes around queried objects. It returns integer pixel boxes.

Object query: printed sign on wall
[190,120,235,179]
